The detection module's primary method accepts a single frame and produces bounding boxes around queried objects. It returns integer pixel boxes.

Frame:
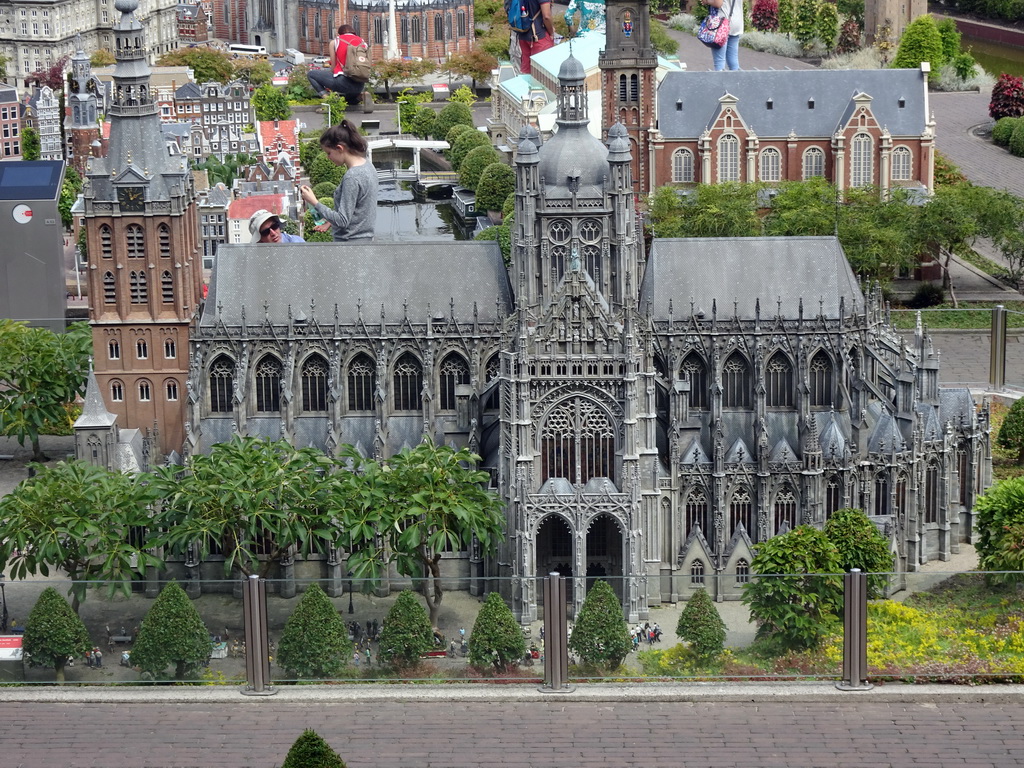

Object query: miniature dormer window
[766,98,773,110]
[676,98,682,111]
[807,98,815,109]
[898,98,906,108]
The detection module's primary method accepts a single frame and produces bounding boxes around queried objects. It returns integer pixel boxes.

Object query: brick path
[2,699,1023,767]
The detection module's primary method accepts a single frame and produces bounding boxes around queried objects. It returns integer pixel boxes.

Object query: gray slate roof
[640,236,864,319]
[657,68,927,139]
[203,241,513,328]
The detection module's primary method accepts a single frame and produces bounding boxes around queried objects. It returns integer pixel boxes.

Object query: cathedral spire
[109,0,156,117]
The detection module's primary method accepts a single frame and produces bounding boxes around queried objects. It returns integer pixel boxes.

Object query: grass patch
[889,302,1024,330]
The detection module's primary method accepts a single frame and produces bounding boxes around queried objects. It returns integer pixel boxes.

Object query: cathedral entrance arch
[586,513,624,604]
[536,514,575,608]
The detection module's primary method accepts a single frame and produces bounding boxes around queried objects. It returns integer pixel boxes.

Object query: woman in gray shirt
[300,120,377,241]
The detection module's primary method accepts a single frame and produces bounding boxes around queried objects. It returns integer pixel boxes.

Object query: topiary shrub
[675,588,726,660]
[130,581,210,681]
[741,525,844,652]
[377,590,433,671]
[974,476,1024,584]
[989,73,1024,121]
[751,0,779,31]
[433,101,475,142]
[475,224,511,266]
[312,181,338,199]
[23,587,91,684]
[448,129,491,172]
[468,592,526,673]
[475,163,516,213]
[906,281,945,308]
[502,191,515,220]
[281,729,347,768]
[992,117,1019,147]
[891,14,945,73]
[997,396,1024,464]
[458,145,500,191]
[1010,119,1024,158]
[276,583,352,679]
[823,508,894,598]
[446,123,473,147]
[568,580,632,671]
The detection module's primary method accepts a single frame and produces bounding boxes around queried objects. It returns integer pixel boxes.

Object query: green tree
[300,136,324,173]
[373,58,437,101]
[0,460,160,613]
[468,592,526,673]
[650,20,679,56]
[232,58,274,86]
[309,152,346,186]
[0,320,91,461]
[448,85,478,106]
[23,587,91,684]
[287,65,320,102]
[0,53,9,81]
[251,83,292,121]
[777,0,796,34]
[21,126,40,161]
[741,525,844,651]
[763,177,839,237]
[322,92,347,126]
[475,224,512,266]
[433,101,476,142]
[59,166,84,228]
[151,436,339,578]
[458,145,500,190]
[836,186,916,281]
[446,50,498,90]
[281,730,347,768]
[816,0,839,51]
[276,584,353,679]
[793,0,819,50]
[377,590,434,670]
[445,123,473,147]
[158,48,234,83]
[130,582,210,680]
[568,580,632,670]
[974,476,1024,583]
[676,588,726,660]
[313,181,338,199]
[476,163,516,212]
[303,208,334,242]
[823,508,893,598]
[449,129,491,172]
[90,49,116,67]
[409,106,437,139]
[936,17,962,63]
[339,441,505,627]
[679,183,763,238]
[997,397,1024,464]
[892,14,945,73]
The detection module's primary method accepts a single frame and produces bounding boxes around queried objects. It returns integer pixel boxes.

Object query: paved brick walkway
[3,699,1024,767]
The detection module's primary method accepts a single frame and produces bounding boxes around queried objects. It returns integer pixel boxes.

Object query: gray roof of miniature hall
[640,236,863,319]
[202,241,513,328]
[657,68,927,139]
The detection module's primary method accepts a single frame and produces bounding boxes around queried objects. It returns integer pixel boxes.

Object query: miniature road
[2,697,1024,767]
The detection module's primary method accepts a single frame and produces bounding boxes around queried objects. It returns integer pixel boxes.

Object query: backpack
[505,0,540,40]
[343,40,373,83]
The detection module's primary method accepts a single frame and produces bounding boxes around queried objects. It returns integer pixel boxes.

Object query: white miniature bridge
[368,135,455,187]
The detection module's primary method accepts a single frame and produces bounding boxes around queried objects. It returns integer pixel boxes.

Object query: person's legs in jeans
[308,68,334,97]
[711,43,726,71]
[725,34,740,70]
[308,69,363,102]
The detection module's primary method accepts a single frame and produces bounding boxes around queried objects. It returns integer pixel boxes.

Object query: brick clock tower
[81,0,202,458]
[598,0,658,194]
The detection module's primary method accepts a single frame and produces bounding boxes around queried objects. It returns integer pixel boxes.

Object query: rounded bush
[990,73,1024,121]
[1010,119,1024,157]
[276,583,353,679]
[446,123,472,146]
[377,590,433,670]
[312,181,337,199]
[434,101,475,141]
[468,592,526,673]
[907,281,945,308]
[449,129,491,172]
[676,588,726,659]
[892,15,945,72]
[568,580,632,670]
[475,163,516,213]
[458,145,500,191]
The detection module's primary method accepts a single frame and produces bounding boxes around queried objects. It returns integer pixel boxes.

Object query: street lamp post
[0,574,8,633]
[348,576,354,614]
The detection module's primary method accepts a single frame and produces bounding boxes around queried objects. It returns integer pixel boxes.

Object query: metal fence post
[990,304,1007,391]
[240,574,276,696]
[540,573,573,693]
[837,569,872,691]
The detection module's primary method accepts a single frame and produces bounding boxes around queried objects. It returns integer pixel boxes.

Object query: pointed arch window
[809,351,833,407]
[161,271,174,303]
[891,146,912,181]
[301,354,328,412]
[774,487,798,534]
[672,148,694,183]
[690,559,705,585]
[126,224,144,258]
[722,351,751,408]
[209,355,235,413]
[680,352,708,410]
[765,352,793,407]
[439,353,469,411]
[393,353,422,412]
[103,271,116,303]
[759,147,781,182]
[895,472,908,518]
[802,146,825,179]
[313,14,321,39]
[541,396,615,485]
[718,134,739,182]
[457,9,466,37]
[433,13,442,41]
[255,356,281,412]
[411,16,421,43]
[925,461,939,523]
[401,16,409,43]
[129,270,147,303]
[851,133,873,187]
[483,354,500,411]
[158,224,171,258]
[736,558,750,584]
[100,224,113,258]
[445,11,452,39]
[684,488,709,538]
[874,472,890,515]
[957,446,969,505]
[729,488,754,540]
[347,353,376,412]
[826,474,842,518]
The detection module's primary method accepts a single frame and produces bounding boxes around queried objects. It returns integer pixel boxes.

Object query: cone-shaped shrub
[377,589,433,670]
[469,592,526,673]
[23,587,91,683]
[568,580,632,670]
[281,729,347,768]
[130,581,210,680]
[676,588,726,660]
[276,583,352,679]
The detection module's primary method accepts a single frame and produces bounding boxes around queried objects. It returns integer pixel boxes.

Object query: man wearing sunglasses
[249,210,305,244]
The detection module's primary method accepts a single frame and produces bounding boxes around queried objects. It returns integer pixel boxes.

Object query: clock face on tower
[117,186,145,212]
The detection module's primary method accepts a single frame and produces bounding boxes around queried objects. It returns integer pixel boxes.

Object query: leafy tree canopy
[475,163,515,212]
[91,49,116,67]
[469,592,526,673]
[277,584,353,679]
[974,476,1024,583]
[568,580,632,670]
[458,145,500,191]
[252,82,292,122]
[433,101,475,142]
[676,587,726,660]
[23,587,91,683]
[232,58,274,86]
[823,508,893,598]
[997,397,1024,465]
[373,58,437,101]
[377,590,434,670]
[21,126,41,161]
[158,48,234,83]
[130,582,211,680]
[892,14,945,72]
[446,50,497,88]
